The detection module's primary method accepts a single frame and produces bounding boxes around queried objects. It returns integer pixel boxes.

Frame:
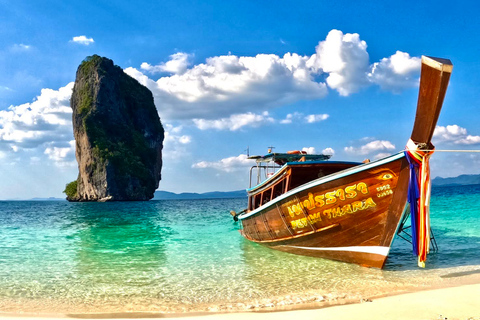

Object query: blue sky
[1,0,480,199]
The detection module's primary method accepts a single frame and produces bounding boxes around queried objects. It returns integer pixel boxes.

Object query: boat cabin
[247,151,360,211]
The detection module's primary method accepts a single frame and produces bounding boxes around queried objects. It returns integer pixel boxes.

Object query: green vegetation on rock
[79,55,106,78]
[63,180,78,199]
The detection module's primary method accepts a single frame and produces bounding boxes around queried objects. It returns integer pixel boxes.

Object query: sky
[1,0,480,199]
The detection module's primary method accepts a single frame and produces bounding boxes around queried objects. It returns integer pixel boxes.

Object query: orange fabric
[405,139,434,268]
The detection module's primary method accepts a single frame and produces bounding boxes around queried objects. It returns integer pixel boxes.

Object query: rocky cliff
[67,55,164,201]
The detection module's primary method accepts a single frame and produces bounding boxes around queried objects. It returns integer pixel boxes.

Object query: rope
[412,149,480,153]
[404,139,435,268]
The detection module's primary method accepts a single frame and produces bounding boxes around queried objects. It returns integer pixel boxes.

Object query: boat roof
[248,152,332,165]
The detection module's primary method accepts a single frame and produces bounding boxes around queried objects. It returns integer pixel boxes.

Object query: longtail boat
[231,56,453,268]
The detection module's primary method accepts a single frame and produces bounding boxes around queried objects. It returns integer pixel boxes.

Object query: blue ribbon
[404,151,420,256]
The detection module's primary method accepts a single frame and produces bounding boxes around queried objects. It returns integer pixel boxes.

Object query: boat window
[254,194,261,209]
[271,178,285,200]
[262,189,272,204]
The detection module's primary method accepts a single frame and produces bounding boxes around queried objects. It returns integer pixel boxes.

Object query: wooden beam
[410,56,453,145]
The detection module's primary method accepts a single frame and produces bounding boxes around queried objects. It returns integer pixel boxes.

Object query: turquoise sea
[1,185,480,314]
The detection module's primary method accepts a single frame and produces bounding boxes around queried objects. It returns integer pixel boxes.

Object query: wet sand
[1,282,479,319]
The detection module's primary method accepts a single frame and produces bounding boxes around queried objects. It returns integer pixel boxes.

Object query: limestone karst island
[64,55,164,201]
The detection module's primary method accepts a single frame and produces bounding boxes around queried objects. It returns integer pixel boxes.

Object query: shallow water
[0,185,479,313]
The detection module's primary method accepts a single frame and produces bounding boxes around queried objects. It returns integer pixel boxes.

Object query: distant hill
[432,174,480,187]
[4,197,65,201]
[153,190,247,200]
[30,197,65,201]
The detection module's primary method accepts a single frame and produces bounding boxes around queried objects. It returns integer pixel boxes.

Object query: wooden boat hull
[239,153,410,268]
[236,56,453,268]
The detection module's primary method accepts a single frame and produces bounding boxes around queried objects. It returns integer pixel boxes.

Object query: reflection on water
[72,203,169,300]
[0,188,479,313]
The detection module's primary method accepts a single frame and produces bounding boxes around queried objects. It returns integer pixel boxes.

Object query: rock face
[68,55,164,201]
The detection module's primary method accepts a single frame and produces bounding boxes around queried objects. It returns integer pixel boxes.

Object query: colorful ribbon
[404,139,434,268]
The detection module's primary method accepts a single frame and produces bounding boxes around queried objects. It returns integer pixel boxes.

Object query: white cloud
[164,125,192,145]
[125,52,328,120]
[163,124,192,159]
[71,35,94,45]
[302,147,316,154]
[280,112,301,124]
[10,44,32,52]
[123,29,420,121]
[322,147,335,155]
[305,114,329,123]
[0,83,74,162]
[178,135,191,144]
[368,51,421,92]
[192,111,327,131]
[280,112,329,124]
[163,124,192,147]
[433,125,480,145]
[344,140,396,155]
[44,140,76,166]
[193,112,274,131]
[192,154,253,172]
[307,29,370,96]
[141,53,192,75]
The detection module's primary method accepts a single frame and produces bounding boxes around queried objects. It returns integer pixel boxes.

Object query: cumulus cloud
[302,147,316,154]
[191,111,328,130]
[344,140,396,155]
[162,124,192,159]
[368,51,421,92]
[125,52,329,120]
[307,29,370,96]
[305,114,329,123]
[44,140,76,166]
[0,83,74,162]
[280,112,329,124]
[71,35,94,45]
[322,147,335,155]
[178,135,191,144]
[280,112,302,124]
[193,112,274,131]
[123,29,420,121]
[141,52,192,75]
[433,125,480,145]
[192,154,253,172]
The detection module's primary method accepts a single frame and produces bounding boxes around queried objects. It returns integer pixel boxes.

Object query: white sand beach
[183,283,480,320]
[1,282,479,320]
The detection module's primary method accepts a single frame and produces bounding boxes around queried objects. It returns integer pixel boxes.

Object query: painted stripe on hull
[281,245,390,256]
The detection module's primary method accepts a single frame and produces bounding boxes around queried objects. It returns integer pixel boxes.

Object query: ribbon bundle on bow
[404,139,435,268]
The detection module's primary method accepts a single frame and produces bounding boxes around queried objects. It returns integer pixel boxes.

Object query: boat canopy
[248,152,332,166]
